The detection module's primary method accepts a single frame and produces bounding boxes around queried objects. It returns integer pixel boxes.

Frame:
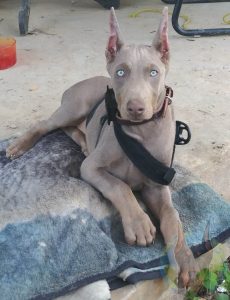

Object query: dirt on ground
[0,0,230,200]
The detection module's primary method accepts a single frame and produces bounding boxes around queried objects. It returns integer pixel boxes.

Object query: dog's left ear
[152,7,169,64]
[105,7,124,62]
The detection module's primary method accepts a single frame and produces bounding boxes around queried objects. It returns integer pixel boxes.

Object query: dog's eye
[116,69,125,77]
[150,70,158,77]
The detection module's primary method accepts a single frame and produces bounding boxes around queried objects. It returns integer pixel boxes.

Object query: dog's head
[106,7,170,121]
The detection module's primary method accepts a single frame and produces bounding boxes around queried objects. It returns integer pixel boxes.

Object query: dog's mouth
[115,110,156,126]
[116,98,171,126]
[117,104,154,123]
[117,103,161,123]
[118,113,148,123]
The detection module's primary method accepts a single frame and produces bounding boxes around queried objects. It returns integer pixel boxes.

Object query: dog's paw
[6,139,25,160]
[6,133,38,160]
[122,211,156,246]
[174,244,199,288]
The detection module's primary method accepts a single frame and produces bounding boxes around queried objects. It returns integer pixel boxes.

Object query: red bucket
[0,37,17,70]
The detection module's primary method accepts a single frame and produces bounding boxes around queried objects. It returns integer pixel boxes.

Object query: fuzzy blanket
[0,130,229,300]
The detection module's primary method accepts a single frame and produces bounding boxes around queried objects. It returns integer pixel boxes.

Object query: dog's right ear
[152,7,169,64]
[105,7,124,62]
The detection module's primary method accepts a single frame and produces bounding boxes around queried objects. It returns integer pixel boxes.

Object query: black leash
[113,120,176,185]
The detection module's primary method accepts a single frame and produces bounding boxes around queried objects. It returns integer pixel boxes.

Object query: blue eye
[116,69,125,77]
[150,70,158,77]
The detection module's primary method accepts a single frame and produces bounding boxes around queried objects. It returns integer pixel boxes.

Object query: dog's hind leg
[6,106,76,159]
[6,76,111,159]
[64,126,88,156]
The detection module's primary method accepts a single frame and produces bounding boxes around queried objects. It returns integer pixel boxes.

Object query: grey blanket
[0,130,229,300]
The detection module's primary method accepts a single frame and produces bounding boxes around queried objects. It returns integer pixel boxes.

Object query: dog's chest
[108,155,145,190]
[106,125,174,190]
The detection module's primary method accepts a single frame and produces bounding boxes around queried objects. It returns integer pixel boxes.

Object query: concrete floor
[0,1,230,298]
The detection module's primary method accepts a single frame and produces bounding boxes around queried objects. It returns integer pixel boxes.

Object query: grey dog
[6,7,198,287]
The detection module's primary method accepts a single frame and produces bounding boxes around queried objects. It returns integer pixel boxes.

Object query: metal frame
[165,0,230,36]
[18,0,230,36]
[162,0,229,3]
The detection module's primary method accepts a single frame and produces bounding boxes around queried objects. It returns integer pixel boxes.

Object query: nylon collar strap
[105,87,176,185]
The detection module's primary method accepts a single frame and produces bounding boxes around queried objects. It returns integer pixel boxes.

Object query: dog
[6,7,198,287]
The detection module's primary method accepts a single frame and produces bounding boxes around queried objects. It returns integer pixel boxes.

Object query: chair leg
[18,0,31,35]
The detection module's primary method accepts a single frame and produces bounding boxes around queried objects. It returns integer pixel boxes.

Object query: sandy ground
[0,0,230,202]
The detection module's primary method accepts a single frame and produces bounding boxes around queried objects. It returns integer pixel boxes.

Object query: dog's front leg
[142,185,199,287]
[81,158,156,246]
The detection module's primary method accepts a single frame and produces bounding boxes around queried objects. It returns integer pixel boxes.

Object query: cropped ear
[152,7,169,64]
[105,7,124,62]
